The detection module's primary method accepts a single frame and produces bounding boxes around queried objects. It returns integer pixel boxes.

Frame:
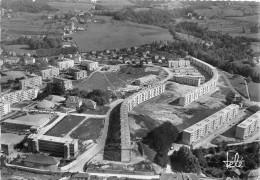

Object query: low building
[27,134,79,159]
[57,59,74,71]
[73,54,82,64]
[45,95,66,103]
[4,56,20,64]
[1,133,26,155]
[22,154,59,171]
[72,173,89,180]
[24,56,35,65]
[0,88,39,104]
[37,100,55,110]
[182,104,240,145]
[235,111,260,139]
[68,68,87,80]
[52,77,73,91]
[66,96,82,109]
[19,76,42,89]
[134,74,157,86]
[40,67,60,80]
[80,60,99,71]
[0,103,11,116]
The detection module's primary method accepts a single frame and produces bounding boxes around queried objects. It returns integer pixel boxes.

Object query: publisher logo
[223,152,244,169]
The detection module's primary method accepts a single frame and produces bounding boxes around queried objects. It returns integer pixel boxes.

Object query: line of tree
[142,121,179,168]
[1,0,58,13]
[5,36,63,50]
[36,46,78,57]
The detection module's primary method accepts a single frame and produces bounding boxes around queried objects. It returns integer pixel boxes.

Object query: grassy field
[70,118,104,153]
[45,115,85,137]
[226,74,249,98]
[248,82,260,102]
[99,0,134,10]
[69,18,172,52]
[251,42,260,53]
[48,2,93,12]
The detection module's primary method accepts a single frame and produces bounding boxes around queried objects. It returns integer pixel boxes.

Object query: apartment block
[27,134,78,159]
[0,103,11,116]
[134,74,157,86]
[57,59,74,71]
[179,57,218,106]
[168,59,190,68]
[182,104,239,145]
[0,88,39,104]
[52,77,73,91]
[40,67,60,80]
[68,68,87,80]
[80,60,99,71]
[120,83,166,162]
[235,111,260,139]
[19,76,42,89]
[171,75,202,86]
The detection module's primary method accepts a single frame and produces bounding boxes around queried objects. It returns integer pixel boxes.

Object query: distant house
[70,17,78,22]
[62,42,72,48]
[4,56,20,64]
[22,154,59,171]
[24,56,35,65]
[82,99,97,110]
[72,173,89,180]
[66,96,82,109]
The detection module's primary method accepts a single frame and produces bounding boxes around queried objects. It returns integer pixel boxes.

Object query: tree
[170,146,201,174]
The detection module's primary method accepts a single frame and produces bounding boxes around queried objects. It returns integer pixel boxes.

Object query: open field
[0,71,26,82]
[48,2,93,12]
[251,42,260,53]
[99,0,135,10]
[69,19,172,52]
[45,115,85,137]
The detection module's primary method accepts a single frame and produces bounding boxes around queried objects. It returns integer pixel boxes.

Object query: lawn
[69,19,172,52]
[248,82,260,102]
[227,74,249,98]
[45,115,86,137]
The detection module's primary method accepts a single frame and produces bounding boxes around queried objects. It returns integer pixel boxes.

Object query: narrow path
[105,72,128,85]
[74,71,97,88]
[102,72,116,90]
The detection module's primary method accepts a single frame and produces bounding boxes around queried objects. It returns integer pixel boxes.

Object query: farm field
[68,19,172,52]
[48,2,93,12]
[45,115,86,137]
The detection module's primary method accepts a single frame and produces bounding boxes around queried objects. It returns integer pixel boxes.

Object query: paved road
[88,172,160,179]
[66,99,124,172]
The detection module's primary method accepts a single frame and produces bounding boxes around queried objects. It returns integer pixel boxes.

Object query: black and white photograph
[0,0,259,179]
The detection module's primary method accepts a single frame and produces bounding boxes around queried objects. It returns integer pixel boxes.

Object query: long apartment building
[19,76,42,89]
[171,75,202,87]
[0,103,11,116]
[134,74,157,86]
[57,59,74,71]
[120,83,166,162]
[235,111,260,139]
[52,77,73,91]
[80,60,99,71]
[168,59,190,68]
[179,57,218,106]
[27,134,78,159]
[40,67,60,80]
[68,68,87,80]
[0,88,39,104]
[182,104,240,145]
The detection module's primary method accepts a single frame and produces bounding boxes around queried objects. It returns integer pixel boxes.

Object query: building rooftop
[237,111,260,128]
[38,135,78,144]
[1,133,26,145]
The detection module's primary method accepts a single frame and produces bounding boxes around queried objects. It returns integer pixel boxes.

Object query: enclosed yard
[45,115,86,137]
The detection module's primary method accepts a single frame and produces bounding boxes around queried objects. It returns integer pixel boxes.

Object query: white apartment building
[40,67,60,80]
[0,88,39,104]
[235,111,260,139]
[19,76,42,89]
[182,104,240,145]
[0,103,11,116]
[120,83,166,162]
[57,59,74,71]
[24,56,35,65]
[80,60,99,71]
[171,75,202,86]
[168,59,190,68]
